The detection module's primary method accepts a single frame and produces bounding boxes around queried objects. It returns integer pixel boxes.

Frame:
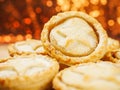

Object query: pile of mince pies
[0,11,120,90]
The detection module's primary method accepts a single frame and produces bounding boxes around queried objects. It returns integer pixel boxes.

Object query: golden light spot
[55,6,61,12]
[108,19,115,26]
[25,34,32,39]
[4,35,11,43]
[89,10,100,17]
[46,0,53,7]
[30,12,36,18]
[16,34,24,41]
[100,0,107,5]
[57,0,64,6]
[72,0,89,8]
[90,0,99,5]
[117,17,120,24]
[24,18,32,25]
[62,5,70,11]
[57,0,89,11]
[57,0,70,11]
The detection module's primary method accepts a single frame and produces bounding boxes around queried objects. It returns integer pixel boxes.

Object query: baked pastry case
[0,0,120,90]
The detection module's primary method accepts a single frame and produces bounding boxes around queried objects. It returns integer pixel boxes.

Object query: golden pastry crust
[41,11,108,66]
[8,39,47,56]
[102,38,120,62]
[107,38,120,52]
[0,54,59,90]
[53,61,120,90]
[103,49,120,63]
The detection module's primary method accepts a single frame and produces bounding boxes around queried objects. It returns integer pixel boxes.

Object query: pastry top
[53,61,120,90]
[107,38,120,52]
[8,39,46,56]
[0,54,59,89]
[102,38,120,62]
[114,49,120,60]
[41,11,108,65]
[104,49,120,63]
[50,17,98,56]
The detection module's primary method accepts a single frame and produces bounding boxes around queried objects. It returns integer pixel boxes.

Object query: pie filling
[0,55,52,78]
[15,42,34,52]
[15,41,43,52]
[60,62,120,89]
[50,17,98,56]
[0,69,17,78]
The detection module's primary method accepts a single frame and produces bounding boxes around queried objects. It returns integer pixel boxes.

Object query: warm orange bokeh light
[90,0,99,5]
[23,18,32,25]
[13,21,20,28]
[3,35,11,43]
[46,0,53,7]
[55,6,61,12]
[108,20,115,26]
[89,10,100,17]
[16,34,24,41]
[0,0,120,44]
[35,7,42,14]
[25,34,32,39]
[100,0,107,5]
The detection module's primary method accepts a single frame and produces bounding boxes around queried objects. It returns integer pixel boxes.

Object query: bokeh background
[0,0,120,44]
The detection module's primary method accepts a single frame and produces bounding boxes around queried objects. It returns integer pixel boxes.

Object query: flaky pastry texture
[106,37,120,52]
[103,49,120,63]
[8,39,47,56]
[41,11,108,66]
[102,38,120,62]
[0,54,59,90]
[53,61,120,90]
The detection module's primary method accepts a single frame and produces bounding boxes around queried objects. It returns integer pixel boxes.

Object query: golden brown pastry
[53,61,120,90]
[106,37,120,52]
[103,49,120,63]
[8,39,47,56]
[0,54,59,90]
[102,38,120,62]
[115,49,120,63]
[41,11,108,66]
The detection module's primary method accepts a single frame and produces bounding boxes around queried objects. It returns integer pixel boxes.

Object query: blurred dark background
[0,0,120,43]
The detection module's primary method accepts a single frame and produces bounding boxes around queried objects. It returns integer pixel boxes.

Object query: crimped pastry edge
[0,54,59,90]
[53,61,120,90]
[41,11,108,66]
[8,39,47,57]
